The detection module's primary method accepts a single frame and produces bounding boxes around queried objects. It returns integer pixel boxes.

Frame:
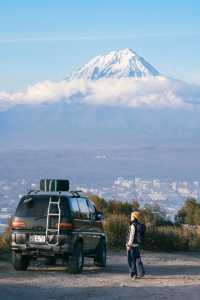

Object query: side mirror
[96,211,104,221]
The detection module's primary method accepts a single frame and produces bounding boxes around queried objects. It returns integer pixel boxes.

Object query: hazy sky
[0,1,200,91]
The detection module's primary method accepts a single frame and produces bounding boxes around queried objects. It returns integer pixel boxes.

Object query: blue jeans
[127,247,145,277]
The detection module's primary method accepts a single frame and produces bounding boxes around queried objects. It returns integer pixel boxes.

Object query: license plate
[30,235,46,243]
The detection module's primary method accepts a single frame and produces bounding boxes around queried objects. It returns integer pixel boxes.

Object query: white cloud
[0,76,200,111]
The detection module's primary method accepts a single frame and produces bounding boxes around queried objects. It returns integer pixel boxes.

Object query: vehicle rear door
[13,195,50,244]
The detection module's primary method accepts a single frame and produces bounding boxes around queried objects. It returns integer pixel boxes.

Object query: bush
[0,233,10,256]
[88,195,108,212]
[175,198,200,225]
[104,214,129,249]
[88,195,139,218]
[143,225,200,252]
[106,200,133,217]
[143,226,187,251]
[0,225,11,257]
[103,212,200,252]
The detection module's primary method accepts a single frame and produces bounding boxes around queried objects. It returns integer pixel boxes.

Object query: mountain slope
[69,48,160,80]
[1,48,200,149]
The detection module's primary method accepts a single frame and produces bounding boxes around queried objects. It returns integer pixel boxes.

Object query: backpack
[127,222,146,246]
[136,223,146,244]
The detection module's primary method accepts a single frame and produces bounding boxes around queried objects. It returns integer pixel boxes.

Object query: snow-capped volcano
[1,47,200,149]
[69,48,160,80]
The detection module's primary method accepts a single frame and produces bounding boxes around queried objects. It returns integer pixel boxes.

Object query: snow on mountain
[1,48,200,148]
[0,48,200,112]
[69,48,160,80]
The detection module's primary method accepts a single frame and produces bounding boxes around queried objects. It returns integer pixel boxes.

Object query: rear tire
[94,239,106,267]
[68,242,84,274]
[12,252,29,271]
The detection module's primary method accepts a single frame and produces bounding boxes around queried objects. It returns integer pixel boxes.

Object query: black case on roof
[40,179,69,192]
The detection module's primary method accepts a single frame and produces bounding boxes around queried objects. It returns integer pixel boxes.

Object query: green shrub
[103,213,200,252]
[104,214,129,249]
[0,226,11,257]
[0,234,10,256]
[175,198,200,225]
[143,226,186,251]
[142,226,200,252]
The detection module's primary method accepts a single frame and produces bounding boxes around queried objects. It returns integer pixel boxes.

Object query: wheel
[12,252,29,271]
[68,242,84,274]
[94,239,106,267]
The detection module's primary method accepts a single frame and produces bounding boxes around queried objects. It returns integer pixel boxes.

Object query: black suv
[11,179,106,274]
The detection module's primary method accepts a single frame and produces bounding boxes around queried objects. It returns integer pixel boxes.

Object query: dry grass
[104,214,129,249]
[104,214,200,251]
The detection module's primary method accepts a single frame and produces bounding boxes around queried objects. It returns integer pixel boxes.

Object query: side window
[60,197,70,218]
[87,200,97,221]
[77,198,90,220]
[69,198,80,219]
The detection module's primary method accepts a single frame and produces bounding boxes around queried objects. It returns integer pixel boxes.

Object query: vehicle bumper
[11,233,75,257]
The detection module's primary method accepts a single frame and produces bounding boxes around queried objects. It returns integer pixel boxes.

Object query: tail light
[58,222,74,230]
[12,220,27,229]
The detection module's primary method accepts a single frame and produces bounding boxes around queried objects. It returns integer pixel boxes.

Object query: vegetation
[0,225,10,258]
[175,198,200,225]
[104,214,129,249]
[143,226,200,251]
[1,196,200,254]
[89,195,200,251]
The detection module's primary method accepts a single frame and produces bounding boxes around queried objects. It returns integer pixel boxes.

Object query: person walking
[126,211,145,279]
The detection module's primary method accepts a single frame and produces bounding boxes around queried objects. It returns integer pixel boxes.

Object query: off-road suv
[11,179,106,274]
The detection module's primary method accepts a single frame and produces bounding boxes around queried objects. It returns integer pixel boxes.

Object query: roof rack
[70,190,83,197]
[27,190,40,195]
[26,189,84,197]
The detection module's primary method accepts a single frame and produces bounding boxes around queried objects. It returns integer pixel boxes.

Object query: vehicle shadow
[2,257,200,278]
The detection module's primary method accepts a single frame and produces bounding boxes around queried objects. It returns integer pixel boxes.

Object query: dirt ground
[1,251,200,300]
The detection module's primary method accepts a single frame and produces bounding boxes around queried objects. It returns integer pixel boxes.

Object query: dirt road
[1,251,200,300]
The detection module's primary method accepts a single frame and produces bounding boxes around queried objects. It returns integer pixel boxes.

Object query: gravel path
[1,251,200,300]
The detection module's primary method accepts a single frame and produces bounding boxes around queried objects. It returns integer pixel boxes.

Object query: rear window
[15,195,69,218]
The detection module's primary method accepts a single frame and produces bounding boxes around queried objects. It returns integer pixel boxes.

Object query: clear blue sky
[0,0,200,90]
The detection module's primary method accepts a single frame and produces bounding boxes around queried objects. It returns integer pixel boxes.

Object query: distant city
[78,177,199,220]
[0,176,199,233]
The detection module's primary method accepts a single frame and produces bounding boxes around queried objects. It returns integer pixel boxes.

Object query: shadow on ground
[1,281,200,300]
[1,259,200,277]
[103,263,200,276]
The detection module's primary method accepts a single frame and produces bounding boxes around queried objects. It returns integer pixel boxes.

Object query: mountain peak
[69,48,160,80]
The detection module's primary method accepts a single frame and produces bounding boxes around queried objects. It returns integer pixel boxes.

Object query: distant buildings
[78,177,200,220]
[0,177,199,226]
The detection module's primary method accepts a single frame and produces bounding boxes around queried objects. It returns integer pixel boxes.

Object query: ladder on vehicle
[46,196,61,245]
